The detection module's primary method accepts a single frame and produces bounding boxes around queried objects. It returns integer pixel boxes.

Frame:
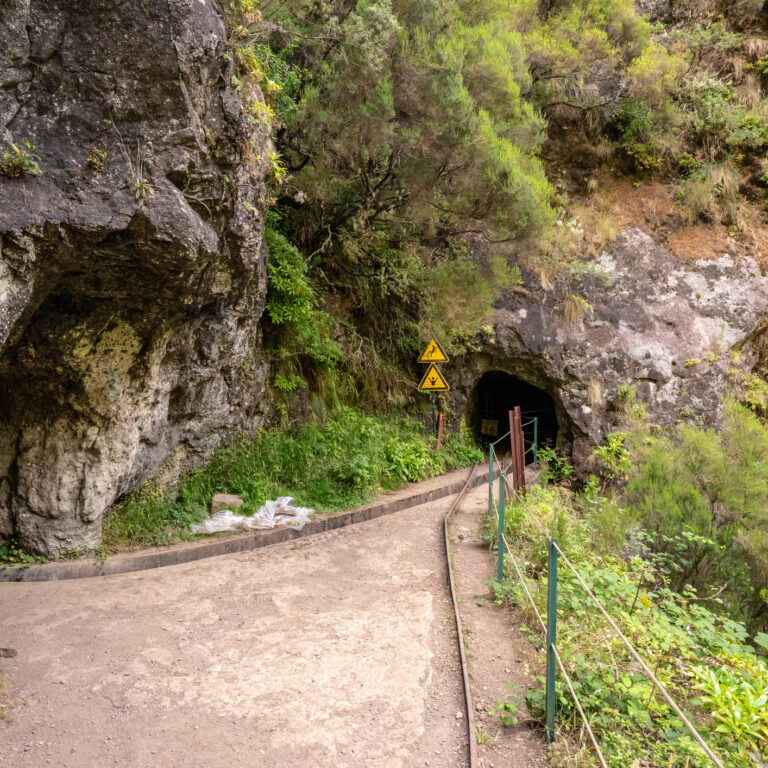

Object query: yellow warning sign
[481,419,499,437]
[418,363,450,392]
[417,338,449,364]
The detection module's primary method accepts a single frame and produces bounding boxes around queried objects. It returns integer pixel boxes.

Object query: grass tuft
[104,408,482,548]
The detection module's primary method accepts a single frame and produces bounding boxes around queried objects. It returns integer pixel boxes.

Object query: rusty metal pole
[508,408,524,493]
[508,410,517,490]
[514,406,526,495]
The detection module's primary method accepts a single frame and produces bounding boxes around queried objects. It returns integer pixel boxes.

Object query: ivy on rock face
[264,218,343,408]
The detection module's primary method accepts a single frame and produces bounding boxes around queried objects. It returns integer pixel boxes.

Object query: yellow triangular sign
[418,363,450,392]
[418,338,449,364]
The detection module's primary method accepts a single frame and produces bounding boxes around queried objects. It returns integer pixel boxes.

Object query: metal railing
[487,416,539,520]
[489,465,726,768]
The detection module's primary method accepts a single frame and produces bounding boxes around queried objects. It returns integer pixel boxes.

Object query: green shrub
[0,139,41,178]
[539,446,574,483]
[592,431,631,484]
[264,222,344,408]
[419,253,522,354]
[104,408,481,547]
[0,539,47,566]
[691,657,768,762]
[498,482,768,767]
[678,152,699,176]
[384,438,441,483]
[623,400,768,630]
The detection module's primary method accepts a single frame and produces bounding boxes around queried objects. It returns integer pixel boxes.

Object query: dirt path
[449,485,547,768]
[0,489,470,768]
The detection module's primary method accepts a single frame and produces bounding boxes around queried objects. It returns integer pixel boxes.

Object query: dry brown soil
[449,487,547,768]
[0,476,546,768]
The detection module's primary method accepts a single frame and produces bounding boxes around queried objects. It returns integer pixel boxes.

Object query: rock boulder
[0,0,270,555]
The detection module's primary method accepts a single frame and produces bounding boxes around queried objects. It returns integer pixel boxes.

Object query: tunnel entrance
[470,371,559,456]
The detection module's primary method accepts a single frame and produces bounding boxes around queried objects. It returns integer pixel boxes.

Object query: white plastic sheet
[190,497,314,534]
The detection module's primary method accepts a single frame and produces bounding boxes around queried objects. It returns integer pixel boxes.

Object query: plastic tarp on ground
[190,497,314,534]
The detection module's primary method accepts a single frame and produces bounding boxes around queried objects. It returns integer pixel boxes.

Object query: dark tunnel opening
[469,371,559,458]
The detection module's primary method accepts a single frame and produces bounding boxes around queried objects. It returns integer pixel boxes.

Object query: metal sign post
[546,538,559,743]
[417,340,449,444]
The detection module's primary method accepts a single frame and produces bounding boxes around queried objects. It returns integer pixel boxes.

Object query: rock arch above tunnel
[468,371,558,454]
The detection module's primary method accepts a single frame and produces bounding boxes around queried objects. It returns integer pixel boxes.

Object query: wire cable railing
[550,643,609,768]
[551,538,725,768]
[495,494,608,765]
[491,464,726,768]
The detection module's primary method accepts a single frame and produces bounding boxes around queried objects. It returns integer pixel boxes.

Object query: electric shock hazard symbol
[418,363,450,392]
[417,338,449,364]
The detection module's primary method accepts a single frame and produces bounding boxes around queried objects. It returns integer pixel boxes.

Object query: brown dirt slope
[450,484,547,768]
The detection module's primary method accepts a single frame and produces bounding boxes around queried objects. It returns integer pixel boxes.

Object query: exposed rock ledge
[0,0,270,555]
[453,227,768,469]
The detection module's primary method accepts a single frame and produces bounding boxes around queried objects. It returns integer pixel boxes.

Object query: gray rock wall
[0,0,270,555]
[450,228,768,470]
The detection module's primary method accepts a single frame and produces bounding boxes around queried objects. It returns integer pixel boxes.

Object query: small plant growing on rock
[249,101,276,126]
[593,432,631,484]
[0,538,47,566]
[0,138,41,178]
[131,176,150,200]
[87,148,107,172]
[267,151,287,187]
[563,294,593,325]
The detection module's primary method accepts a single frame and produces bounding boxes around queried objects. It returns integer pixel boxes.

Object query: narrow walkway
[0,491,469,768]
[449,484,547,767]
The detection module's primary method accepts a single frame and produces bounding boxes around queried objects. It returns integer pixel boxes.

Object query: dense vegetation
[497,481,768,767]
[491,394,768,766]
[224,0,768,410]
[621,402,768,633]
[101,408,480,548]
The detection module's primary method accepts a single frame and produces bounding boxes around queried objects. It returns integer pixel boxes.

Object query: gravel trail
[0,488,470,768]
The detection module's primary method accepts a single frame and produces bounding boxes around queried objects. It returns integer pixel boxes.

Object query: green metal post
[533,417,539,466]
[497,472,505,582]
[545,537,558,743]
[488,444,494,518]
[432,393,437,438]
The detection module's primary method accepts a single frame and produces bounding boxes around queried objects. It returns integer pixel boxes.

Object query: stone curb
[1,464,495,583]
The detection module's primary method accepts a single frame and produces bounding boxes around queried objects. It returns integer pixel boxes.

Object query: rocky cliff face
[0,0,270,555]
[454,228,768,469]
[2,2,767,557]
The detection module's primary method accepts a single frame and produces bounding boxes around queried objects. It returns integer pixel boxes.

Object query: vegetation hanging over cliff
[224,0,768,408]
